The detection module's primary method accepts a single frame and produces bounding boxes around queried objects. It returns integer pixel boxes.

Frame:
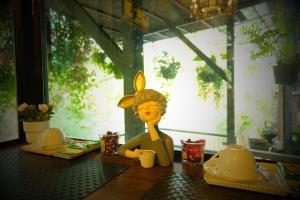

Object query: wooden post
[122,27,145,141]
[226,16,235,144]
[15,0,46,106]
[284,86,293,147]
[282,0,298,149]
[278,85,284,143]
[14,0,46,142]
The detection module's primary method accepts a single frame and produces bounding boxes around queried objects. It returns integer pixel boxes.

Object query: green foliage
[49,13,92,72]
[239,114,254,132]
[48,10,124,119]
[153,51,181,101]
[48,10,99,119]
[0,6,16,119]
[154,51,181,80]
[91,50,122,79]
[293,128,300,135]
[236,114,254,142]
[195,54,225,105]
[241,1,297,64]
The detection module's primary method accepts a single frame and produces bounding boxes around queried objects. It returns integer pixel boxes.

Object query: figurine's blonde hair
[132,89,167,117]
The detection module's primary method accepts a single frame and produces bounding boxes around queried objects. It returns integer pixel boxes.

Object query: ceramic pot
[23,121,50,143]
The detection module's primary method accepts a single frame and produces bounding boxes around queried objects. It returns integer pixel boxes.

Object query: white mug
[138,150,156,168]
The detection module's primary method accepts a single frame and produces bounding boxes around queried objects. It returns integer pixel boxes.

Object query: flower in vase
[17,102,54,122]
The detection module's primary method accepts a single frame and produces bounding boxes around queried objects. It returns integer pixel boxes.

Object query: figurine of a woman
[117,71,174,166]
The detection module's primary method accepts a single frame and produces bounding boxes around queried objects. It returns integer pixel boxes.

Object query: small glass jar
[100,131,119,155]
[181,139,206,166]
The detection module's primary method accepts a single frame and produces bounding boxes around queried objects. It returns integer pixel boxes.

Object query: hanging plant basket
[273,60,300,85]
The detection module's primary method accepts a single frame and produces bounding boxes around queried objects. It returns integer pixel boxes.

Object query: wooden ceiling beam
[235,12,271,27]
[170,0,191,17]
[45,0,73,18]
[169,25,231,84]
[235,10,247,22]
[61,0,124,70]
[76,1,122,22]
[199,20,213,28]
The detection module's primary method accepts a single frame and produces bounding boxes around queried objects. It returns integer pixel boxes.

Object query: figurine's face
[137,101,161,122]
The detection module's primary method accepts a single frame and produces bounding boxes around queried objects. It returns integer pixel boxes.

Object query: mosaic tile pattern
[0,151,128,200]
[142,172,288,200]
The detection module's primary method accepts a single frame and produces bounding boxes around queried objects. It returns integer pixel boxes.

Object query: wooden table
[84,151,291,200]
[84,152,194,200]
[0,146,293,200]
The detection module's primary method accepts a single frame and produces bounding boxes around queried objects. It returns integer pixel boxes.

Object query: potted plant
[195,54,227,106]
[239,115,270,150]
[153,51,181,100]
[17,103,54,143]
[261,121,277,143]
[241,1,299,85]
[154,51,181,80]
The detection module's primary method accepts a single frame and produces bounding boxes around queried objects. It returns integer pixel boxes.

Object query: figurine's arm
[147,115,161,141]
[147,117,173,166]
[117,135,141,159]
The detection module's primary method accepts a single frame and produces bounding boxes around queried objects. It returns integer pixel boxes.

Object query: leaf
[220,53,227,60]
[193,56,203,61]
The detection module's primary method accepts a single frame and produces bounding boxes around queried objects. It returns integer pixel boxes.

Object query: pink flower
[38,104,49,113]
[17,103,28,112]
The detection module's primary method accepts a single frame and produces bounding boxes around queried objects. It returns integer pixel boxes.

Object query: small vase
[23,121,50,143]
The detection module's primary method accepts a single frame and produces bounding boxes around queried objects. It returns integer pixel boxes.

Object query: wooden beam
[235,12,271,27]
[77,1,134,33]
[169,26,231,84]
[200,20,212,28]
[235,10,247,22]
[122,1,145,141]
[144,19,205,38]
[284,86,293,147]
[142,0,262,37]
[45,0,73,17]
[238,0,264,9]
[170,0,191,16]
[226,17,236,144]
[102,26,122,34]
[176,26,189,34]
[252,6,270,30]
[60,0,124,70]
[278,85,284,143]
[76,1,123,22]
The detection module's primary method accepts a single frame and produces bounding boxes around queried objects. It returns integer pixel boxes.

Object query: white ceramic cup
[208,144,257,182]
[40,128,65,148]
[138,150,156,168]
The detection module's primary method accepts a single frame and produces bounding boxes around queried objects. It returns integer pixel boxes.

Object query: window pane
[144,28,228,152]
[0,2,18,142]
[45,0,299,162]
[47,9,124,141]
[235,1,299,161]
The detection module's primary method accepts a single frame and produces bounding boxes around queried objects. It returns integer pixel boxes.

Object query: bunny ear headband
[117,70,146,108]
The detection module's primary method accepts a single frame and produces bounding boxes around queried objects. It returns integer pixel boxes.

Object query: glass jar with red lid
[181,139,206,165]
